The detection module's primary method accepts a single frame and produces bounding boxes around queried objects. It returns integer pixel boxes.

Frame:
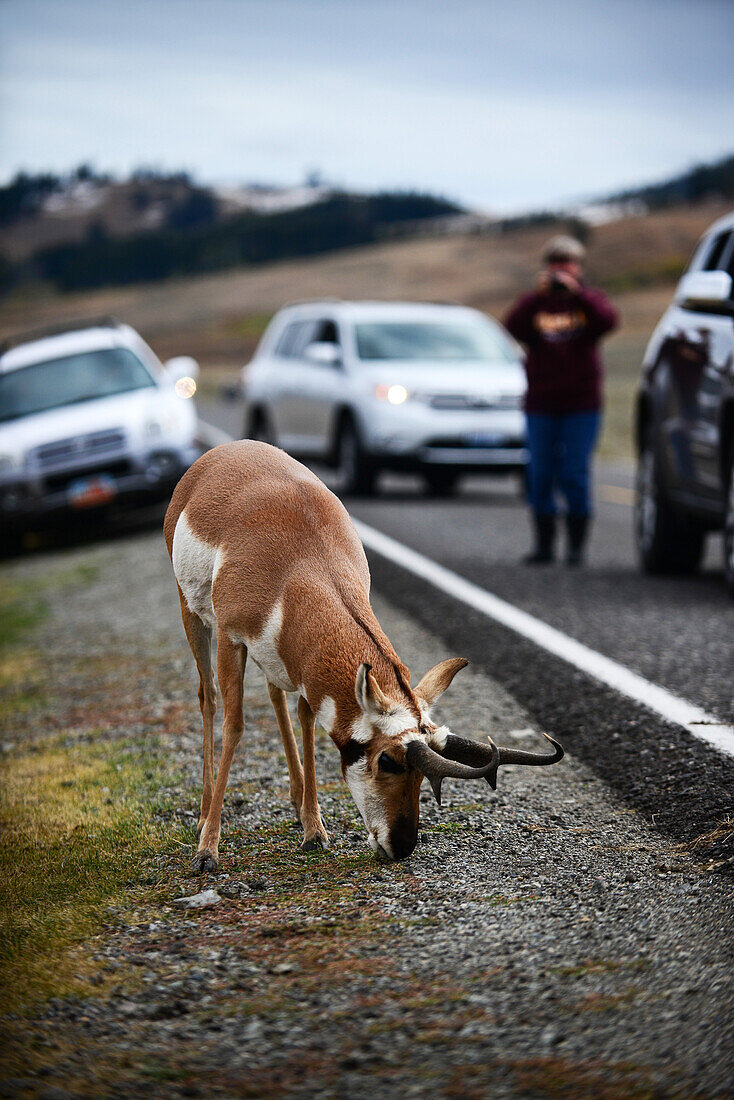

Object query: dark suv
[635,211,734,596]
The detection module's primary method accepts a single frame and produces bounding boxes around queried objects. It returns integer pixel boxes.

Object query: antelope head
[340,658,563,862]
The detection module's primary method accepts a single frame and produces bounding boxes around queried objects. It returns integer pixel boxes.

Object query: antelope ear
[414,658,468,707]
[355,663,392,716]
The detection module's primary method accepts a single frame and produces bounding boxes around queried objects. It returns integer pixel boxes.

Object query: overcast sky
[1,0,732,211]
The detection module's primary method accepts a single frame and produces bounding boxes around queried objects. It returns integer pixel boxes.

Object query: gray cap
[542,235,586,263]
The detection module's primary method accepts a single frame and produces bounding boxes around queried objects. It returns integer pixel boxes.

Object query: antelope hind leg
[193,631,247,874]
[178,592,216,841]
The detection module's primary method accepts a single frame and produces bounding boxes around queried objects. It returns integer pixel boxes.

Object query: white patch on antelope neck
[351,706,417,743]
[172,511,220,628]
[315,696,336,732]
[343,756,389,853]
[231,600,295,693]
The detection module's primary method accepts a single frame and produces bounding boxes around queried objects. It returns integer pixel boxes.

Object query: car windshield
[354,319,517,362]
[0,347,157,423]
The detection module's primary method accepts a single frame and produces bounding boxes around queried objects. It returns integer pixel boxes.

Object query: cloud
[1,0,733,209]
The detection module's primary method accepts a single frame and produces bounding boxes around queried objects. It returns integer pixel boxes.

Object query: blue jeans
[526,411,601,517]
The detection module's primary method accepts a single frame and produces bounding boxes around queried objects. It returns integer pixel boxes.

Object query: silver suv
[242,300,527,495]
[0,317,202,542]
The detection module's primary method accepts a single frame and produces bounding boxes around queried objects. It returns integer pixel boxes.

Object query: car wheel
[635,432,704,574]
[0,527,23,558]
[245,408,275,445]
[425,469,458,498]
[724,449,734,598]
[336,418,377,496]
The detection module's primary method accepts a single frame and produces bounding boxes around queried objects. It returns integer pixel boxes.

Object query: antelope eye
[378,752,405,774]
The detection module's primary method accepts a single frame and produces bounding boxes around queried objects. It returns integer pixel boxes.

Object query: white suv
[0,318,202,539]
[242,300,527,495]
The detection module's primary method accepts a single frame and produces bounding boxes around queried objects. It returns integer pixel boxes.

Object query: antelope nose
[389,816,418,861]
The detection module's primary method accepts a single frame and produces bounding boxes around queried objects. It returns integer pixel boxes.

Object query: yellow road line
[598,484,636,506]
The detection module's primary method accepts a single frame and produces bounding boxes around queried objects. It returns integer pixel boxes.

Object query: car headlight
[375,384,410,406]
[175,376,197,399]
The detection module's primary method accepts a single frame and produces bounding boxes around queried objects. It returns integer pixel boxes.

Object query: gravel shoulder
[1,521,732,1099]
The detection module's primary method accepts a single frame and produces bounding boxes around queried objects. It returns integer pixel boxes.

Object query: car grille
[31,429,126,469]
[427,394,520,410]
[44,459,133,495]
[425,435,524,450]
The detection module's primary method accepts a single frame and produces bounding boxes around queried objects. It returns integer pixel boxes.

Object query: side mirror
[164,355,200,383]
[675,271,733,308]
[303,341,341,367]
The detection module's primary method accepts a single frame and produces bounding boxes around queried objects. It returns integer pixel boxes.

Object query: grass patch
[0,578,48,726]
[0,577,48,653]
[0,733,188,1012]
[508,1056,679,1100]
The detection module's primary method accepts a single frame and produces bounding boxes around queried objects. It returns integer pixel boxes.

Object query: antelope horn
[405,737,499,807]
[440,731,564,790]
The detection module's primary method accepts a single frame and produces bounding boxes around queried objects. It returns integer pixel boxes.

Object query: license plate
[68,473,117,509]
[465,432,506,447]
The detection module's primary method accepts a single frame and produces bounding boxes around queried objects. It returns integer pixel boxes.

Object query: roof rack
[0,315,123,356]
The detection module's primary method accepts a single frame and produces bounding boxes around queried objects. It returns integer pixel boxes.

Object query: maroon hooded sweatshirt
[503,284,618,415]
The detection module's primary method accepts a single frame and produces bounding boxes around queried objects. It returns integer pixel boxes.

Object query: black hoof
[300,835,329,853]
[190,849,218,874]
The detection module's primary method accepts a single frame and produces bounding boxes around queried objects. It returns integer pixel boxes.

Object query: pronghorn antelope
[164,441,563,870]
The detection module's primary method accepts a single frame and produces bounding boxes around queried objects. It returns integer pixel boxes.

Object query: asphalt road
[201,397,734,852]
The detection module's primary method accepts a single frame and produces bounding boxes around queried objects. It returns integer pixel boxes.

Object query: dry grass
[0,733,188,1011]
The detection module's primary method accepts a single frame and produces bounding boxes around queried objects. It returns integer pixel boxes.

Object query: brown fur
[164,440,464,865]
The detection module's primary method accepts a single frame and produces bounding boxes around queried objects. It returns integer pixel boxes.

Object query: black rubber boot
[566,514,590,566]
[523,514,556,565]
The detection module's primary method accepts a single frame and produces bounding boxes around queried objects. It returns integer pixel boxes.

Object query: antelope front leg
[192,633,247,874]
[267,682,304,824]
[297,696,329,852]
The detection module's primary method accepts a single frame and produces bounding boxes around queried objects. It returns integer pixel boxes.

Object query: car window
[702,231,732,272]
[274,322,305,358]
[310,319,340,346]
[0,347,157,424]
[354,319,517,362]
[274,320,322,359]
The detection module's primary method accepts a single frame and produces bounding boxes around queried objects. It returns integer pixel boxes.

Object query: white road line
[353,518,734,758]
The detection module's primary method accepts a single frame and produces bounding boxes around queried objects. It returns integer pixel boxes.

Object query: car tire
[635,431,704,574]
[724,448,734,598]
[0,527,23,558]
[425,469,458,498]
[245,408,275,445]
[336,417,377,496]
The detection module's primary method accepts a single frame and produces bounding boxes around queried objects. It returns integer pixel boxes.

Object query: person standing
[504,235,618,566]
